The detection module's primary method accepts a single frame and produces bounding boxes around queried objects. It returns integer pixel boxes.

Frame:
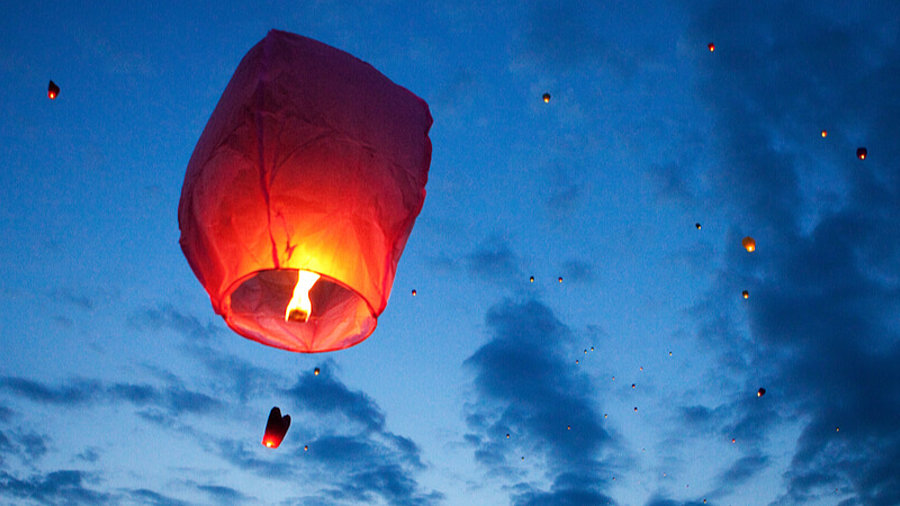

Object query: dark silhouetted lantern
[48,80,59,100]
[742,236,756,252]
[304,445,309,451]
[313,367,320,376]
[631,383,636,389]
[506,433,510,439]
[529,276,534,283]
[179,30,432,352]
[262,406,291,448]
[558,276,563,283]
[742,290,749,299]
[708,43,715,52]
[542,93,551,103]
[757,387,766,397]
[695,223,701,230]
[411,289,417,296]
[856,147,867,160]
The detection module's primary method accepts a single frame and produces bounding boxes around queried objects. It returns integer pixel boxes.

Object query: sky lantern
[707,42,715,52]
[262,406,291,448]
[529,276,534,283]
[821,129,827,138]
[742,290,749,299]
[47,80,59,100]
[411,289,417,296]
[542,93,551,103]
[178,30,432,353]
[742,236,756,252]
[757,387,766,397]
[856,147,867,160]
[695,223,701,230]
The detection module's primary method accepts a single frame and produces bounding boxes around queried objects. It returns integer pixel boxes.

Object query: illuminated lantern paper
[179,30,432,352]
[856,147,867,160]
[821,130,828,138]
[542,93,551,103]
[48,80,59,100]
[262,406,291,449]
[708,43,715,52]
[742,236,756,252]
[742,290,749,299]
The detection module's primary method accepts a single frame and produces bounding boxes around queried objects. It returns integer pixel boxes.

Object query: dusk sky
[2,2,899,505]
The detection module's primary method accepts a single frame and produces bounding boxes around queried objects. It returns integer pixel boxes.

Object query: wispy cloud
[462,299,616,504]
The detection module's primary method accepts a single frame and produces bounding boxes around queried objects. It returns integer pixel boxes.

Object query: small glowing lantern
[506,433,510,439]
[411,289,417,297]
[313,367,320,376]
[179,30,432,352]
[757,387,766,397]
[542,93,551,103]
[708,43,715,52]
[304,445,309,451]
[856,147,867,160]
[558,276,563,283]
[742,236,756,252]
[529,276,534,283]
[262,406,291,449]
[742,290,749,299]
[695,223,701,230]
[47,80,59,100]
[821,130,827,138]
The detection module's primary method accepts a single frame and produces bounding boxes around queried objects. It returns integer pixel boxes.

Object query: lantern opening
[285,270,320,323]
[226,269,377,353]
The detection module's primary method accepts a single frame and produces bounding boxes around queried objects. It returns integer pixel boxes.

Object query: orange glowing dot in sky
[743,290,749,299]
[742,236,756,252]
[695,223,702,229]
[542,93,551,103]
[821,130,828,138]
[634,407,638,412]
[48,80,59,100]
[411,289,417,296]
[857,147,867,160]
[529,276,534,282]
[567,425,571,430]
[558,276,563,283]
[304,445,309,451]
[732,438,736,443]
[631,383,636,389]
[314,367,320,376]
[708,42,715,52]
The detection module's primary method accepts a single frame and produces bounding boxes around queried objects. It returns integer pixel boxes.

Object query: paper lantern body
[179,30,432,353]
[262,406,291,448]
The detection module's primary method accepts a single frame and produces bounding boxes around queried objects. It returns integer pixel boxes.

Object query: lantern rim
[220,268,379,353]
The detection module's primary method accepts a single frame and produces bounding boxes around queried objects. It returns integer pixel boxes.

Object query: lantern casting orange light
[742,236,756,252]
[178,30,432,353]
[48,80,59,100]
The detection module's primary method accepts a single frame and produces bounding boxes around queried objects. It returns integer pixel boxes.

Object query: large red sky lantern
[178,30,432,353]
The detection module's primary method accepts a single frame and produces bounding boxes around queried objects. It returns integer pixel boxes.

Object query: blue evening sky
[2,1,899,505]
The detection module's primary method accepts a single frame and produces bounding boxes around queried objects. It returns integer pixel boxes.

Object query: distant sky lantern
[856,147,867,160]
[742,236,756,252]
[695,223,701,230]
[178,30,432,353]
[821,130,828,138]
[708,42,715,52]
[262,406,291,449]
[542,93,551,103]
[742,290,749,299]
[411,289,417,296]
[47,80,59,100]
[558,276,563,283]
[313,367,320,376]
[757,387,766,397]
[529,276,534,283]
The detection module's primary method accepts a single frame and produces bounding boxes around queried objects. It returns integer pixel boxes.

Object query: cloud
[195,483,251,504]
[0,469,111,505]
[1,376,223,417]
[125,488,190,506]
[681,2,900,503]
[465,238,523,285]
[462,299,616,503]
[217,368,441,505]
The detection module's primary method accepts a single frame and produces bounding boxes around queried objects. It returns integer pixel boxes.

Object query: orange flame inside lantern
[284,270,320,322]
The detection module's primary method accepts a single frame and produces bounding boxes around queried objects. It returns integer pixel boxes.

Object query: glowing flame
[284,270,320,322]
[264,439,275,448]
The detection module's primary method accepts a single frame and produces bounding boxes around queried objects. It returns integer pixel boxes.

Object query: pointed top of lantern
[742,236,756,252]
[178,30,432,353]
[857,147,867,160]
[48,80,59,100]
